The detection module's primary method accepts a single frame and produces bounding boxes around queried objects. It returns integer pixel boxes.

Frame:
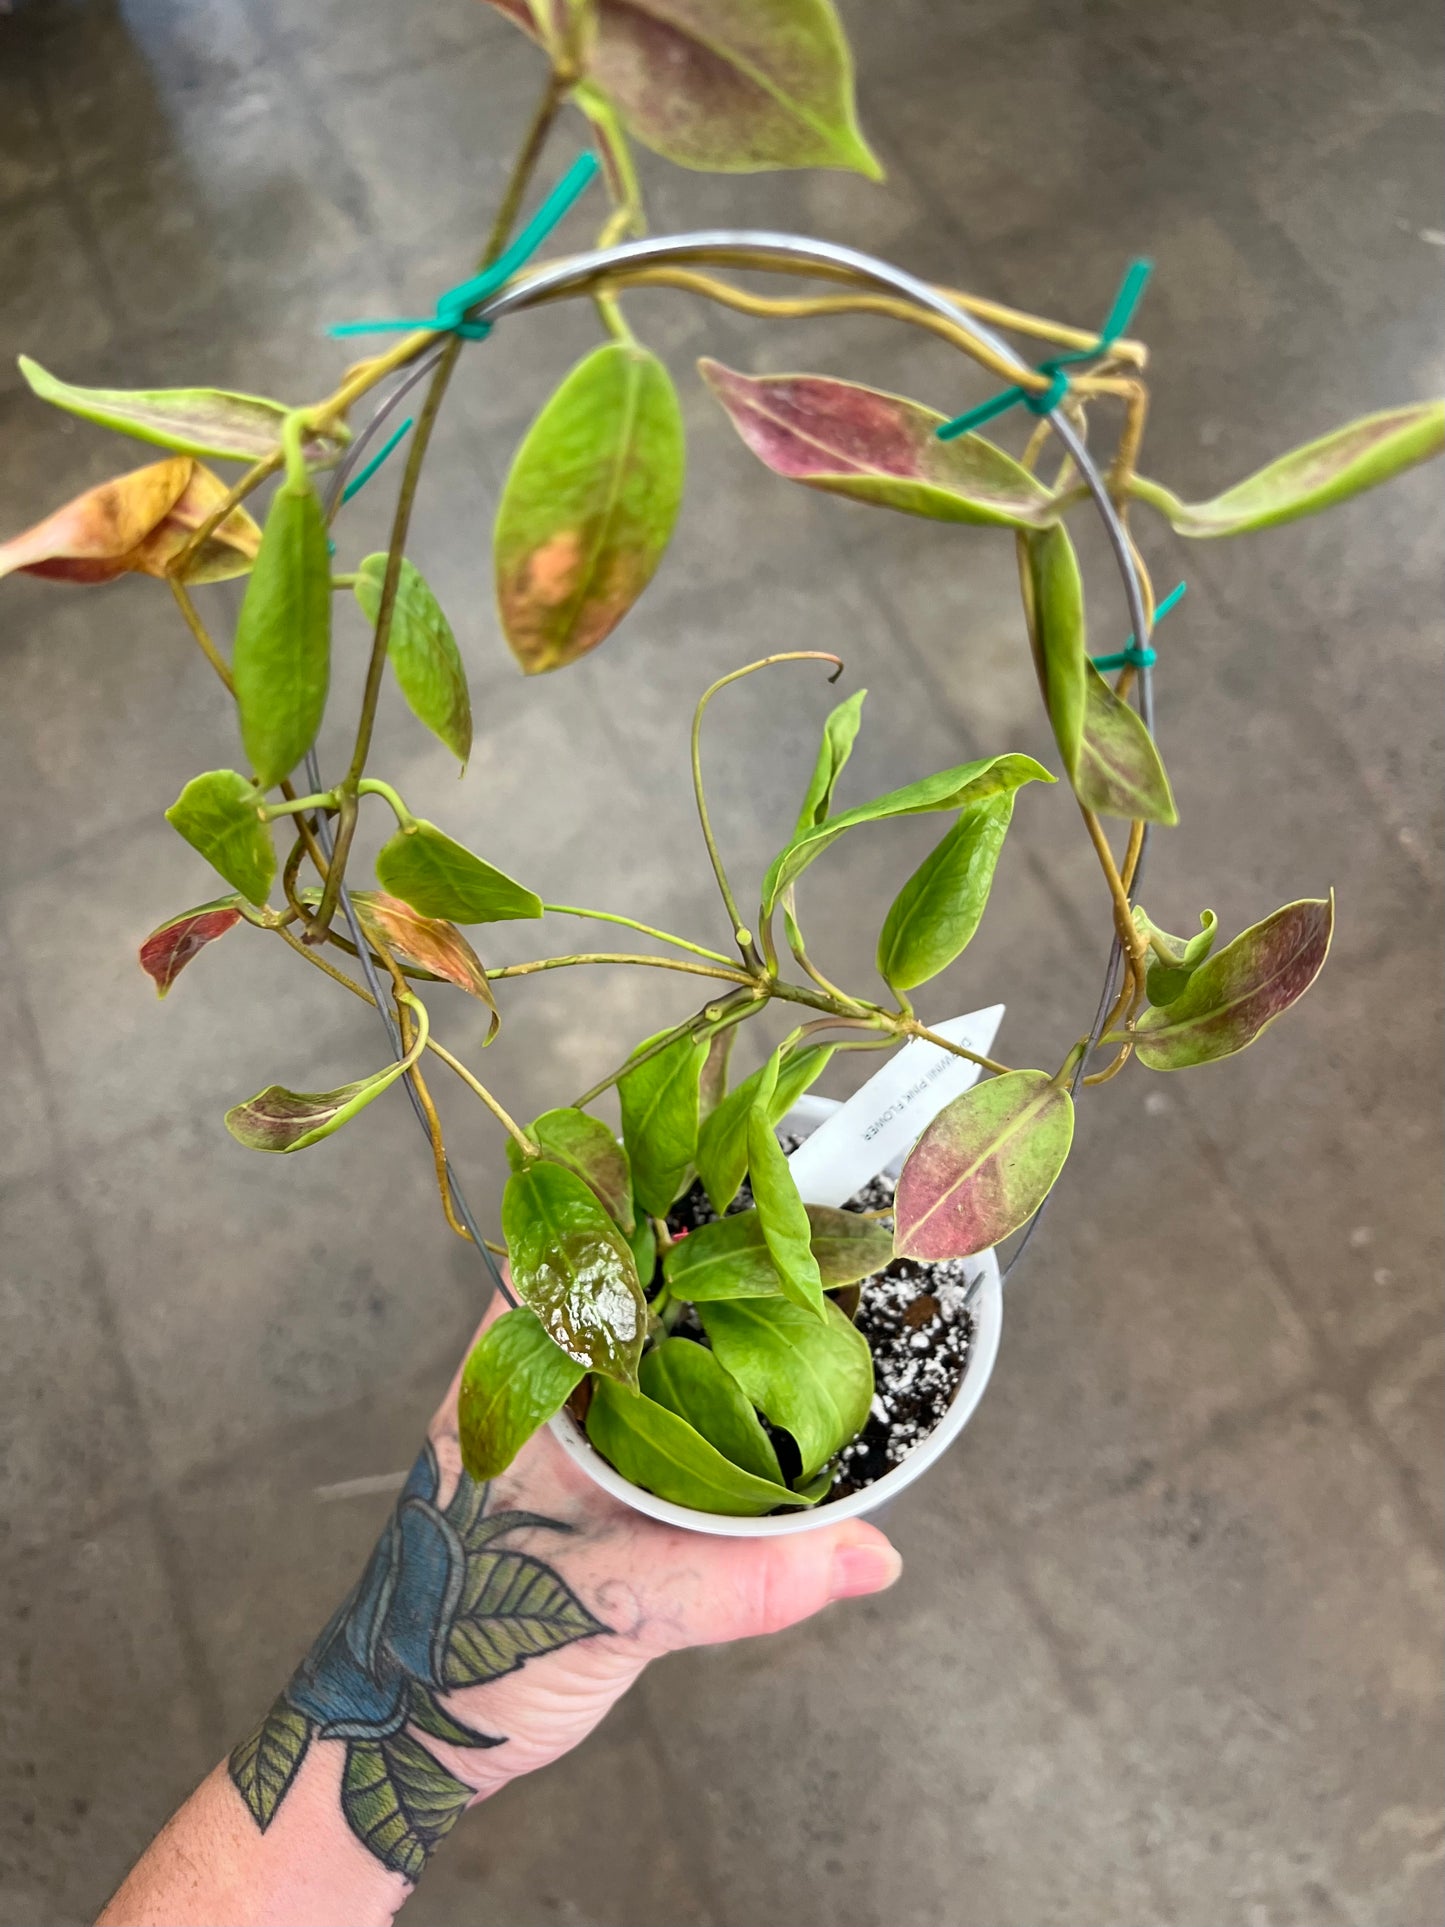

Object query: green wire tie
[340,417,414,505]
[328,150,600,343]
[1090,580,1186,672]
[936,257,1152,441]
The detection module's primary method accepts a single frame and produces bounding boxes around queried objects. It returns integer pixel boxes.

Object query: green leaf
[1133,907,1219,1006]
[640,1337,782,1484]
[494,342,685,674]
[617,1029,708,1217]
[164,770,275,906]
[341,1733,472,1882]
[571,0,880,176]
[354,555,472,767]
[444,1544,606,1688]
[894,1069,1075,1259]
[1129,896,1333,1070]
[745,1100,826,1317]
[877,793,1015,993]
[507,1108,633,1234]
[375,819,542,925]
[762,753,1053,916]
[224,1065,405,1153]
[18,356,348,464]
[663,1203,893,1301]
[694,1043,835,1215]
[139,895,245,996]
[405,1682,503,1751]
[458,1306,585,1482]
[628,1207,658,1292]
[697,1297,873,1481]
[501,1161,646,1382]
[230,1697,311,1832]
[1076,661,1178,824]
[585,1377,806,1515]
[701,363,1057,525]
[232,472,331,788]
[795,687,866,834]
[1022,521,1086,776]
[698,1027,736,1123]
[1132,400,1445,537]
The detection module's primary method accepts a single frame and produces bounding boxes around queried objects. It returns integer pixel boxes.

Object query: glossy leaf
[355,555,472,767]
[164,770,275,906]
[495,0,880,176]
[894,1069,1074,1260]
[694,1043,834,1215]
[494,342,685,674]
[640,1338,782,1483]
[501,1161,646,1382]
[375,820,542,925]
[18,356,347,464]
[877,793,1015,993]
[1129,897,1333,1070]
[585,1377,804,1516]
[0,455,258,587]
[342,1733,471,1883]
[663,1203,893,1301]
[139,896,245,996]
[617,1029,708,1217]
[347,892,498,1033]
[627,1208,658,1293]
[700,363,1056,526]
[745,1100,826,1317]
[458,1307,584,1481]
[698,1297,872,1480]
[232,472,331,787]
[795,687,865,833]
[506,1107,633,1234]
[1133,907,1219,1006]
[231,1698,311,1832]
[762,753,1052,916]
[1133,400,1444,537]
[1076,661,1178,824]
[225,1065,404,1153]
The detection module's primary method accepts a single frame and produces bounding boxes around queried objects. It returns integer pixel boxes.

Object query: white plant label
[785,1004,1005,1206]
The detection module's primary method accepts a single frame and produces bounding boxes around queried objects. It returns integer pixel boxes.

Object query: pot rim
[546,1096,1003,1538]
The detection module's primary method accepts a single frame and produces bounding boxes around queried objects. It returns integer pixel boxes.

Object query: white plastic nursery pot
[548,1094,1003,1538]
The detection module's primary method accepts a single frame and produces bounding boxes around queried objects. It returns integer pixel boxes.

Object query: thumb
[658,1521,902,1652]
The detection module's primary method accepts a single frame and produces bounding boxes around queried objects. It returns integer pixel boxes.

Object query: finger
[656,1520,902,1651]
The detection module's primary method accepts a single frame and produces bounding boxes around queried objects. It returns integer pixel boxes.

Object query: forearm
[100,1364,899,1926]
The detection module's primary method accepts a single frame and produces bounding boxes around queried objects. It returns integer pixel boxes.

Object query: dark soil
[659,1143,975,1504]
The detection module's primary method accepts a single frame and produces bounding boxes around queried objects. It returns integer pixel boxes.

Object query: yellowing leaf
[894,1070,1074,1259]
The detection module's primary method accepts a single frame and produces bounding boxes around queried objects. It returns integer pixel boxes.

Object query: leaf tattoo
[228,1445,606,1880]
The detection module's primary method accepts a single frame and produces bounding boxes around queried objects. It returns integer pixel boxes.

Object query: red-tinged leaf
[225,1067,404,1153]
[127,461,262,584]
[349,892,498,1038]
[1075,662,1177,825]
[486,0,879,176]
[894,1070,1074,1260]
[699,362,1056,528]
[1129,897,1334,1070]
[0,457,192,583]
[140,897,245,997]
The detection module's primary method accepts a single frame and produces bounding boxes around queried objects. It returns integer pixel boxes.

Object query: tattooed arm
[98,1340,900,1927]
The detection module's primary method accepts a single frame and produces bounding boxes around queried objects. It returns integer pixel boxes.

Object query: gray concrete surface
[1,2,1441,1922]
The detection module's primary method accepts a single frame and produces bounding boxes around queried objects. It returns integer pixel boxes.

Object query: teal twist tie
[1090,580,1186,672]
[328,151,600,343]
[937,257,1152,442]
[340,417,414,506]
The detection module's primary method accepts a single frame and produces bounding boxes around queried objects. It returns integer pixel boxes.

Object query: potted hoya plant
[3,0,1440,1538]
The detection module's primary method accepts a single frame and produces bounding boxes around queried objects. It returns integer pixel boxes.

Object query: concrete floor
[2,1,1441,1921]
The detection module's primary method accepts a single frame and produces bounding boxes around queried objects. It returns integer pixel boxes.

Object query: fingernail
[830,1540,902,1601]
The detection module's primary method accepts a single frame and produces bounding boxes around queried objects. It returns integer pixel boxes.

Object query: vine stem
[306,69,567,942]
[486,952,752,985]
[541,903,732,964]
